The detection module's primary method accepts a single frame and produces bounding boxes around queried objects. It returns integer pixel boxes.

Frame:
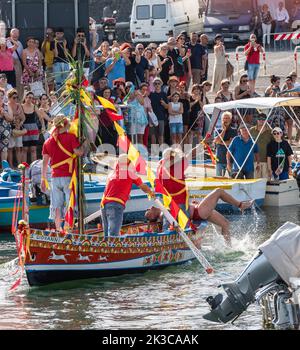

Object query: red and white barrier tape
[274,32,300,41]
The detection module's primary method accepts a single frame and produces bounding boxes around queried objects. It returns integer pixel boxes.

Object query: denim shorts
[169,122,183,135]
[101,202,125,236]
[247,63,260,81]
[49,177,71,219]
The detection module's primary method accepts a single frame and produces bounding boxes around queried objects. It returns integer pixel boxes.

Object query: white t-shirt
[169,102,183,124]
[7,39,23,61]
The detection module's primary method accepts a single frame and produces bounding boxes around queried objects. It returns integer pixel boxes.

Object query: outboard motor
[204,222,300,327]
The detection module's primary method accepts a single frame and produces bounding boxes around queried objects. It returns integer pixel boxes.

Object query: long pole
[154,199,214,274]
[76,57,84,235]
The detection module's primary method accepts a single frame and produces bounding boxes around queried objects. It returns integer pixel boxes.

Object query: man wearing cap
[250,113,272,178]
[101,154,155,237]
[149,77,169,146]
[267,127,293,181]
[41,114,84,231]
[227,125,260,179]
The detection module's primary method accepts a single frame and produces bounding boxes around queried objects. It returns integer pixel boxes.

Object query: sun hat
[153,77,163,85]
[168,75,179,83]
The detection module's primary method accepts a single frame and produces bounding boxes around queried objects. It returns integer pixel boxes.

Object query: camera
[95,50,102,57]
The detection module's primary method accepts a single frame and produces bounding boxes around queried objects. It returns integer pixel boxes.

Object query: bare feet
[223,233,232,247]
[239,200,254,212]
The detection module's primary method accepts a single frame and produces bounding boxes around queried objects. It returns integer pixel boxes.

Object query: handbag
[12,128,27,137]
[148,111,158,127]
[226,59,234,78]
[244,60,249,71]
[29,81,45,97]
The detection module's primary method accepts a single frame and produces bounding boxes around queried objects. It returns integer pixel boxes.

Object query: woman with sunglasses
[267,127,293,181]
[0,87,14,164]
[7,88,25,166]
[148,43,162,76]
[158,43,174,87]
[21,91,44,163]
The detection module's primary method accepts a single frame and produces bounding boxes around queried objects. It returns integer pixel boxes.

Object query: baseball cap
[201,80,212,87]
[168,75,179,83]
[272,127,283,134]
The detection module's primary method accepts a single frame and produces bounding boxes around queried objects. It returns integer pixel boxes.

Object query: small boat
[264,178,300,207]
[24,222,205,286]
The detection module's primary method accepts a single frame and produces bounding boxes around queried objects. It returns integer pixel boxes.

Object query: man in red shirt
[157,148,189,209]
[101,154,155,236]
[41,114,84,230]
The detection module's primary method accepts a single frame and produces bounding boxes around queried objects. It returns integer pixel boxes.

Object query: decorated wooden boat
[23,221,205,286]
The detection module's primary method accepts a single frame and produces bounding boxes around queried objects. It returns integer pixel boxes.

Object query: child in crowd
[168,92,183,145]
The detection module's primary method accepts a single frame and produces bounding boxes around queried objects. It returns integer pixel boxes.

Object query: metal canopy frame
[203,97,300,179]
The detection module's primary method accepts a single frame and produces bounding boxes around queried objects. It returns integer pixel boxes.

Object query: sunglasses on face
[154,82,161,85]
[273,132,282,135]
[12,95,18,99]
[242,80,248,83]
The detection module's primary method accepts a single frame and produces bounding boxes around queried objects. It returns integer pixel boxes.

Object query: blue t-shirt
[105,58,126,88]
[188,43,206,70]
[228,136,258,173]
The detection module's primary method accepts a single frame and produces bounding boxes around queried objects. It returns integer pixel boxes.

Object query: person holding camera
[72,28,90,76]
[244,33,263,95]
[105,47,130,88]
[41,27,55,92]
[53,28,69,91]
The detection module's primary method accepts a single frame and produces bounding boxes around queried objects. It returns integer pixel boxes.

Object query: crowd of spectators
[0,6,299,182]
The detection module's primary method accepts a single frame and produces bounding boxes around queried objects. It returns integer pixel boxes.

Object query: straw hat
[49,114,70,134]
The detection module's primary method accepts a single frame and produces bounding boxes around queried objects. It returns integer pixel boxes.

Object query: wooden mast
[76,47,84,235]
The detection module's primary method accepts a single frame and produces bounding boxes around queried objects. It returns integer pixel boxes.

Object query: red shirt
[102,165,143,207]
[42,132,80,177]
[244,43,261,65]
[157,157,188,205]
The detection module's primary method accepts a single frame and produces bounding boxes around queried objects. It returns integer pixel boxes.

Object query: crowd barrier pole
[294,46,300,76]
[235,46,246,79]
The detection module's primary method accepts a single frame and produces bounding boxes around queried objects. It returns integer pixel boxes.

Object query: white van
[130,0,205,43]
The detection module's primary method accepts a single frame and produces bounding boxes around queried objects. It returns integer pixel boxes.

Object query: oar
[154,199,214,274]
[84,209,102,225]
